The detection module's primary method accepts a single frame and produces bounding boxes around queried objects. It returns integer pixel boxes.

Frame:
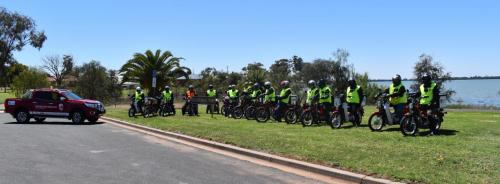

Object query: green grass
[105,106,500,184]
[0,92,15,104]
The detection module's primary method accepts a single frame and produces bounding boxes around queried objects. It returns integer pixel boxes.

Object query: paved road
[0,113,326,184]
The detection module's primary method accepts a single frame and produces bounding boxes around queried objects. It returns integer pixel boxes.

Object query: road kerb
[101,116,403,184]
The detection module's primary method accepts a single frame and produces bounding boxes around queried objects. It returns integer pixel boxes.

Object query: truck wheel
[35,117,46,123]
[71,111,85,124]
[16,110,30,123]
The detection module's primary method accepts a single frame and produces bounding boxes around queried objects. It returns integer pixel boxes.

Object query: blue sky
[3,0,499,79]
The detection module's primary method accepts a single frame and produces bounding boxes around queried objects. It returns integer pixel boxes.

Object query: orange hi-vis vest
[186,90,196,100]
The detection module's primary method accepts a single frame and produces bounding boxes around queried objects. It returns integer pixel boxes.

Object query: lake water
[371,79,500,107]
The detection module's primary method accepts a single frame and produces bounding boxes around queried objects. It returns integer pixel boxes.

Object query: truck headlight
[84,103,99,109]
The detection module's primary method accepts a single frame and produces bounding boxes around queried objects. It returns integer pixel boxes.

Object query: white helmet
[136,86,141,91]
[264,81,272,86]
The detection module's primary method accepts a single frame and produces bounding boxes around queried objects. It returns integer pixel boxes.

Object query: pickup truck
[3,89,105,124]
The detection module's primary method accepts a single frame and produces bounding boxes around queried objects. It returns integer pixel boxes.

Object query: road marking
[90,150,105,154]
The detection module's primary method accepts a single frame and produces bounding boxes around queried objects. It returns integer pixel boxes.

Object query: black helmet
[164,86,170,90]
[253,82,260,89]
[188,85,194,89]
[422,74,431,84]
[228,85,233,89]
[392,74,401,85]
[348,78,357,87]
[208,84,213,89]
[318,79,326,87]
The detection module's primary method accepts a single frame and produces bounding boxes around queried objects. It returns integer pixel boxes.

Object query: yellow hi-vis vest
[280,88,292,104]
[228,89,238,98]
[264,87,276,103]
[319,86,332,103]
[135,91,143,102]
[420,82,436,105]
[207,89,216,97]
[162,90,172,101]
[389,84,407,105]
[346,85,361,104]
[306,88,318,105]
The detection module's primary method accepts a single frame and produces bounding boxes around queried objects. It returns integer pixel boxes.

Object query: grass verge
[105,106,499,184]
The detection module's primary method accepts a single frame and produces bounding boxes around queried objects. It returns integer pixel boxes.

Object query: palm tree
[120,49,191,95]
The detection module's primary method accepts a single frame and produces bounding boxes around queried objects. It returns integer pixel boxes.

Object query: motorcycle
[128,98,143,117]
[182,97,198,116]
[244,97,263,120]
[254,101,278,123]
[206,99,220,114]
[330,94,365,129]
[142,97,161,118]
[283,95,302,124]
[232,95,252,119]
[159,100,175,117]
[400,93,447,136]
[301,103,332,127]
[368,93,408,131]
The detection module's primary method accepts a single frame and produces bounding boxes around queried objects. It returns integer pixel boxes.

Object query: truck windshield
[63,92,83,100]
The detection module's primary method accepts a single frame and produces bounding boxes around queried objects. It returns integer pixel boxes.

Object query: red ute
[3,89,105,124]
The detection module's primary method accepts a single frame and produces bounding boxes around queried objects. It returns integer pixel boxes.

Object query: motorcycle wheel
[232,108,243,119]
[400,116,418,136]
[255,108,270,123]
[368,113,384,131]
[221,105,226,116]
[128,108,135,117]
[285,109,297,124]
[330,114,342,129]
[301,111,314,127]
[245,106,257,120]
[143,108,149,118]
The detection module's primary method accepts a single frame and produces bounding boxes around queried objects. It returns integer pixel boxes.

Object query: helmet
[280,80,290,87]
[188,85,194,89]
[318,79,326,87]
[253,82,260,88]
[348,78,357,87]
[228,85,233,89]
[308,80,316,87]
[164,86,170,90]
[392,74,401,85]
[136,86,142,91]
[208,84,213,88]
[264,81,272,88]
[422,73,431,84]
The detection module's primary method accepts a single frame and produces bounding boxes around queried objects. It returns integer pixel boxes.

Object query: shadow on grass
[4,121,104,125]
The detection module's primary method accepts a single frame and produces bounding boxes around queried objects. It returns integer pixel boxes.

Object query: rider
[384,74,407,120]
[206,84,218,114]
[346,79,364,123]
[416,74,441,135]
[183,85,198,116]
[226,84,239,117]
[243,82,253,95]
[262,81,276,104]
[250,82,263,102]
[132,86,145,113]
[162,85,175,115]
[274,80,292,122]
[318,79,332,120]
[306,80,319,106]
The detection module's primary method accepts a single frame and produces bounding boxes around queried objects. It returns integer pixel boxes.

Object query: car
[3,89,106,124]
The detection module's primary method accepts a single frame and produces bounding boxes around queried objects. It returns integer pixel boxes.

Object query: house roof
[177,74,202,80]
